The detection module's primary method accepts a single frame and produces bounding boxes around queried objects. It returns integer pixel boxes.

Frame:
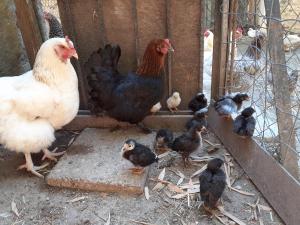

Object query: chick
[155,129,174,153]
[171,123,206,167]
[188,93,208,112]
[121,139,158,174]
[167,92,181,112]
[199,158,226,210]
[186,107,208,131]
[233,107,256,138]
[150,102,162,114]
[214,93,249,118]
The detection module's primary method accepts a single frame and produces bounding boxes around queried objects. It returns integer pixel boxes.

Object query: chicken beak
[72,51,79,60]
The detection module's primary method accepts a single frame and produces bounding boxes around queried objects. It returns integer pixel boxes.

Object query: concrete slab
[46,128,156,195]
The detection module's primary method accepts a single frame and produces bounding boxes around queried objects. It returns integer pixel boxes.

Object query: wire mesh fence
[219,0,300,180]
[41,0,60,20]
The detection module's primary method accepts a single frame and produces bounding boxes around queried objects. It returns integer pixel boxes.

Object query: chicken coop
[6,0,300,224]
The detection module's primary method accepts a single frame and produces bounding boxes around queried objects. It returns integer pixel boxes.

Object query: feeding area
[0,0,299,225]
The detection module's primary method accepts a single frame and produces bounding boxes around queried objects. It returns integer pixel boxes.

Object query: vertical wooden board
[59,0,103,65]
[57,0,104,109]
[136,0,169,107]
[169,0,201,109]
[102,0,136,73]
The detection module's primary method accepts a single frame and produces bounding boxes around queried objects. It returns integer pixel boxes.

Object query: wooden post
[14,0,43,67]
[211,0,229,100]
[264,0,299,178]
[226,0,238,93]
[32,0,49,41]
[248,0,255,26]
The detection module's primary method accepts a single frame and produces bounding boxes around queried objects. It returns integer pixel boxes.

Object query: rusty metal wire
[219,0,300,179]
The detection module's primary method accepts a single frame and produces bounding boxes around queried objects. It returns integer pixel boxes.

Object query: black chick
[121,139,158,174]
[185,108,208,130]
[214,93,249,118]
[233,107,256,138]
[44,12,64,38]
[199,158,226,210]
[188,93,208,112]
[171,123,206,167]
[154,129,174,153]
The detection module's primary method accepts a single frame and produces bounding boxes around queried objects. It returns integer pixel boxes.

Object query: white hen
[0,37,79,177]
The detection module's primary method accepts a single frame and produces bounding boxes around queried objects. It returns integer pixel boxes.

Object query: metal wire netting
[221,0,300,179]
[41,0,60,19]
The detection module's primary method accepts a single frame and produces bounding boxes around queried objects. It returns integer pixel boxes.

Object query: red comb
[164,39,170,44]
[65,36,74,48]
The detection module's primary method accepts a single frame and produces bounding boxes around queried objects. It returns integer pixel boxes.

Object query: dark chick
[233,107,256,138]
[186,107,208,130]
[172,124,206,167]
[155,129,174,152]
[44,12,64,38]
[214,93,249,118]
[86,39,174,132]
[188,93,208,112]
[121,139,158,174]
[199,158,226,210]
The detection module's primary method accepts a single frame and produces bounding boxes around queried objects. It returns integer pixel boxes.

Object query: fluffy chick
[121,139,158,174]
[186,107,208,130]
[155,129,174,152]
[188,93,208,112]
[150,102,162,114]
[199,158,226,210]
[167,92,181,112]
[172,124,206,167]
[214,93,249,118]
[233,107,256,138]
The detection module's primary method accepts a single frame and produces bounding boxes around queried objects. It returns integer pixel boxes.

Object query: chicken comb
[164,38,170,45]
[65,36,74,48]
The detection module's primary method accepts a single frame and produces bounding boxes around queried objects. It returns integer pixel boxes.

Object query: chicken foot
[136,123,153,134]
[17,153,49,178]
[42,148,65,162]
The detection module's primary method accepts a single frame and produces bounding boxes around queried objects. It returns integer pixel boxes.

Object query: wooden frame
[57,0,204,110]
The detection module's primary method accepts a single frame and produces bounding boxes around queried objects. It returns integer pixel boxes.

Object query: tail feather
[85,44,122,114]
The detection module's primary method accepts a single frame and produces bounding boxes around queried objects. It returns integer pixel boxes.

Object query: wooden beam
[211,0,229,100]
[208,107,300,225]
[14,0,43,67]
[264,0,298,178]
[63,111,192,131]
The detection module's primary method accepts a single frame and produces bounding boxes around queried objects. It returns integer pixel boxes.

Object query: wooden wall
[57,0,204,110]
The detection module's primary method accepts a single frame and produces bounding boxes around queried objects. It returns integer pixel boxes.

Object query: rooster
[86,39,174,131]
[0,37,79,177]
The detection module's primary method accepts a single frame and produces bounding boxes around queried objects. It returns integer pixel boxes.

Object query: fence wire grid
[216,0,300,180]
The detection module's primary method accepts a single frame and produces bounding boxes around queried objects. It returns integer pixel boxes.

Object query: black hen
[233,107,256,137]
[86,39,173,126]
[121,139,158,174]
[214,93,249,118]
[44,12,64,38]
[199,158,226,209]
[188,93,208,112]
[172,124,205,167]
[186,108,208,130]
[155,129,174,152]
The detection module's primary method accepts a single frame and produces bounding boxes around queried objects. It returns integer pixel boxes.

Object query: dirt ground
[0,129,284,225]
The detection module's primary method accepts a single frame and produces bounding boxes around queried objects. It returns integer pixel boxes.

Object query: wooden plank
[57,0,104,109]
[64,113,192,131]
[211,0,229,99]
[102,0,136,73]
[208,107,300,225]
[135,0,169,108]
[14,0,43,67]
[264,0,299,178]
[168,0,202,109]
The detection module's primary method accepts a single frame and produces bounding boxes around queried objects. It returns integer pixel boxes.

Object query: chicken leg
[42,148,65,162]
[17,153,49,178]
